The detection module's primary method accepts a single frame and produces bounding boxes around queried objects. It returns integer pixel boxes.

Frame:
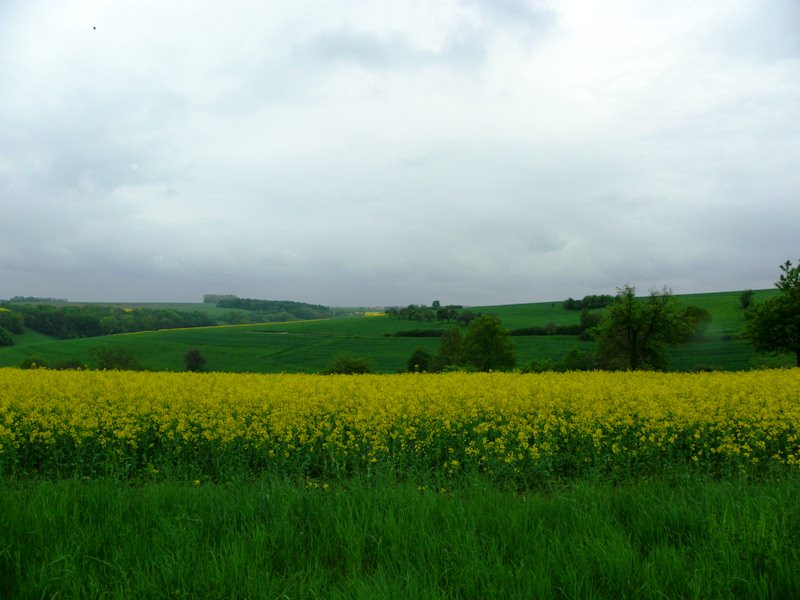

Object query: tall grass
[1,473,798,599]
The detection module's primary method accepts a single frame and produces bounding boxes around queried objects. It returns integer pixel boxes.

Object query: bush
[91,346,141,371]
[184,349,207,372]
[53,359,87,370]
[559,348,595,371]
[19,357,47,369]
[321,353,374,375]
[405,349,434,373]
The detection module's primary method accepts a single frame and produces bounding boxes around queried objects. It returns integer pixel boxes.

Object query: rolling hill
[0,290,792,373]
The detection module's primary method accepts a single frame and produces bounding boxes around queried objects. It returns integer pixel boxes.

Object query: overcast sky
[1,0,798,306]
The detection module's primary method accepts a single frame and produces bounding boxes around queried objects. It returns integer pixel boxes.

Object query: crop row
[1,368,798,483]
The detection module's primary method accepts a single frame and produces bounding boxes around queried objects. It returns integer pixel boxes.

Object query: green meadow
[0,289,791,372]
[2,473,798,599]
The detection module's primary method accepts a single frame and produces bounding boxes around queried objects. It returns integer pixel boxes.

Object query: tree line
[0,304,215,341]
[384,302,482,325]
[562,294,615,310]
[215,297,331,320]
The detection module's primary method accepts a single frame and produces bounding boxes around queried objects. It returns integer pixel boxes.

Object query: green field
[2,473,798,599]
[0,289,792,372]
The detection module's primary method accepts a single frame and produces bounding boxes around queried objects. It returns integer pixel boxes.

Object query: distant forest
[215,297,331,320]
[1,304,215,339]
[0,296,334,342]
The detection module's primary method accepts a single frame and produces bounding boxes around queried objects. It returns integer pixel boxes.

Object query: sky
[1,0,798,306]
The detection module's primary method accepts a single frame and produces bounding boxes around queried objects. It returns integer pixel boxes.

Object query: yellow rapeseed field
[1,368,798,481]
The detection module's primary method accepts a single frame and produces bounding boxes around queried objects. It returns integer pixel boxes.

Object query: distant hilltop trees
[562,294,615,311]
[386,301,474,324]
[10,296,69,303]
[204,296,333,321]
[203,294,239,304]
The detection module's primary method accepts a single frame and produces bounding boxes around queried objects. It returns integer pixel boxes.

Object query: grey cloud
[465,0,555,31]
[295,28,486,70]
[1,1,798,306]
[708,0,800,62]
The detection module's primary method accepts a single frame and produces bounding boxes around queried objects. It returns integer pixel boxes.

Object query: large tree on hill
[594,285,689,370]
[745,259,800,367]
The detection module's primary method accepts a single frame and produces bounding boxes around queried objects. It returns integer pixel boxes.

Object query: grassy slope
[0,290,792,373]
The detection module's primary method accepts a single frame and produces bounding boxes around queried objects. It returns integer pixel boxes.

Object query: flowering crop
[1,368,798,482]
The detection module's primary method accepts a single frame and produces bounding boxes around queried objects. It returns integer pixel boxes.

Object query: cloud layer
[1,0,798,305]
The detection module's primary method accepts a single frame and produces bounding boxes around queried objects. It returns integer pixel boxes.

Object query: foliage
[463,314,516,371]
[563,294,615,311]
[528,348,595,372]
[90,346,142,371]
[435,326,464,370]
[0,327,14,347]
[559,347,596,371]
[184,349,207,372]
[6,303,215,339]
[0,310,24,334]
[386,304,473,324]
[745,259,800,367]
[405,348,433,373]
[390,329,445,338]
[321,353,374,374]
[510,323,584,336]
[594,286,690,370]
[18,357,47,369]
[681,306,713,341]
[203,293,239,304]
[216,297,331,320]
[740,289,755,309]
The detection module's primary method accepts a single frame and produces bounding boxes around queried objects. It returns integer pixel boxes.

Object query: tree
[463,314,516,371]
[0,326,14,346]
[740,289,755,310]
[405,348,433,373]
[321,353,374,374]
[436,326,464,369]
[594,285,689,370]
[745,259,800,367]
[184,349,207,372]
[559,348,595,371]
[681,306,712,341]
[0,309,24,334]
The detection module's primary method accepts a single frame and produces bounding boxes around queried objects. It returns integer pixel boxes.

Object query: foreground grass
[1,474,798,599]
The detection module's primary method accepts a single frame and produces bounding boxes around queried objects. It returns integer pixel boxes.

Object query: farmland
[0,289,793,373]
[2,368,799,597]
[3,369,799,481]
[2,290,798,598]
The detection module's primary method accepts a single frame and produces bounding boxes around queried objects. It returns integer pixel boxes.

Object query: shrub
[321,353,374,375]
[184,349,207,372]
[19,357,47,369]
[91,346,141,371]
[405,349,434,373]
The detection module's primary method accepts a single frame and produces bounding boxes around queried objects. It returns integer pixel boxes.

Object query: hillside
[0,290,792,373]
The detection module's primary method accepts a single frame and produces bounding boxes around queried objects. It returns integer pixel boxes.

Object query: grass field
[2,474,798,599]
[0,289,791,372]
